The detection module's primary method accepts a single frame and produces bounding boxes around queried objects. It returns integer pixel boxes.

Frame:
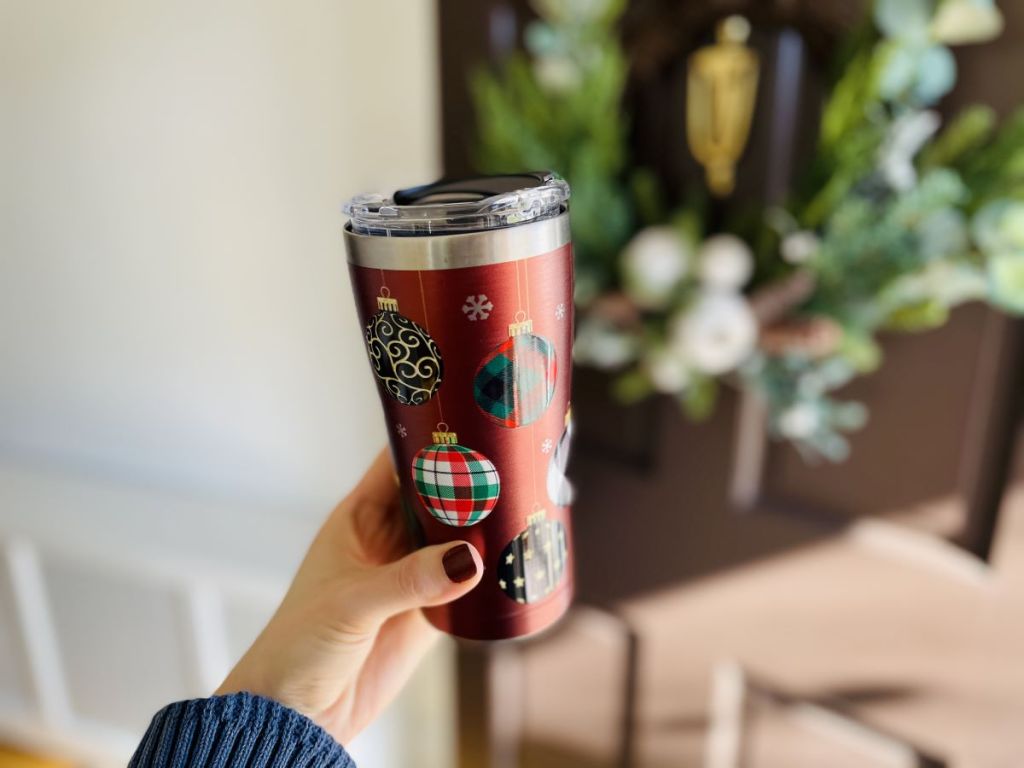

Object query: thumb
[346,541,484,628]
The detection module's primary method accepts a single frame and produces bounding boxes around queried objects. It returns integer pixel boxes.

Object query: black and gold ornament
[365,291,443,405]
[497,508,568,604]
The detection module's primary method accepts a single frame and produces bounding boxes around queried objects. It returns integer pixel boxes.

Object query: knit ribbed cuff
[129,693,356,768]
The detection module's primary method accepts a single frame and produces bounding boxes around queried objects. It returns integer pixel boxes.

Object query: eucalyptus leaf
[874,0,934,40]
[914,45,956,104]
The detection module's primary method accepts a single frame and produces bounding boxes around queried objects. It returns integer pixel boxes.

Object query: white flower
[697,234,754,289]
[621,226,691,309]
[643,347,690,393]
[878,110,941,191]
[533,55,582,94]
[532,0,612,22]
[931,0,1004,45]
[574,318,635,369]
[781,231,820,265]
[778,403,822,440]
[670,291,758,375]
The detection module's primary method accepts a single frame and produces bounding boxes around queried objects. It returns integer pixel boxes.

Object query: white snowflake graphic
[395,423,408,438]
[541,438,553,454]
[555,302,567,320]
[462,294,493,321]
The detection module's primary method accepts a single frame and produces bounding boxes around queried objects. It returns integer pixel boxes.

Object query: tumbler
[342,172,575,640]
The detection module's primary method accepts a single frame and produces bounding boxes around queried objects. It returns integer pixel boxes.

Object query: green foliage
[612,368,653,403]
[957,109,1024,206]
[678,375,717,421]
[918,106,996,171]
[472,3,636,300]
[470,0,1024,462]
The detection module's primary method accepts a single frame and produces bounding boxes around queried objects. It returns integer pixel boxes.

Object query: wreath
[472,0,1024,461]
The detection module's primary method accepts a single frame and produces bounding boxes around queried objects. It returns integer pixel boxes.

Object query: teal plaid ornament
[411,429,500,527]
[474,319,557,428]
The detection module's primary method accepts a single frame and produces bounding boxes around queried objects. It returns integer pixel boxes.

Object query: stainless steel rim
[343,211,571,270]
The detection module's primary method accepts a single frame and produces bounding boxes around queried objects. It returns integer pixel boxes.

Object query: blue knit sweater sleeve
[129,693,356,768]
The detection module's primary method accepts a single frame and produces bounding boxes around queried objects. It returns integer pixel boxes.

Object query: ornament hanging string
[523,257,532,318]
[523,257,541,512]
[514,258,525,320]
[417,270,447,426]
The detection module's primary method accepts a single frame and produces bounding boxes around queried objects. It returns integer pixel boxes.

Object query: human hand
[216,449,483,744]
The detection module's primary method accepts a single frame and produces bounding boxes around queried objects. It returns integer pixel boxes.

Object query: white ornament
[670,291,758,375]
[697,234,754,289]
[621,226,691,309]
[462,294,493,321]
[781,231,821,264]
[395,423,408,438]
[555,302,567,320]
[541,438,554,454]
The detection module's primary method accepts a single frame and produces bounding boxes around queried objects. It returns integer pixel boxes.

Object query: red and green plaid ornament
[474,318,557,428]
[412,428,500,527]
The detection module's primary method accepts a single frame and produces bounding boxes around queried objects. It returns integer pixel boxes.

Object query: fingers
[352,448,399,506]
[343,541,483,629]
[345,611,439,733]
[321,448,398,546]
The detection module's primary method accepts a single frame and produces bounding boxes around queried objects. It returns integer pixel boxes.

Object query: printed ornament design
[498,509,568,604]
[364,292,443,405]
[474,316,557,428]
[546,406,576,507]
[412,427,500,527]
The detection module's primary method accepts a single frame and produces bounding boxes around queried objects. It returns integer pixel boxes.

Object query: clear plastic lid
[343,171,570,237]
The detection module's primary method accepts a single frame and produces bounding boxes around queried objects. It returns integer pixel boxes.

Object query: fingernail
[442,543,477,583]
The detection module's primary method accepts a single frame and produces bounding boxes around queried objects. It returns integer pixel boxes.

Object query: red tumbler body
[343,177,574,640]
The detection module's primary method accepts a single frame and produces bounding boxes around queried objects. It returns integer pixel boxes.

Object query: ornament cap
[432,430,458,445]
[527,506,548,524]
[508,317,534,337]
[377,296,399,312]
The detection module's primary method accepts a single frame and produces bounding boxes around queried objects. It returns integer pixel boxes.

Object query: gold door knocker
[686,15,760,197]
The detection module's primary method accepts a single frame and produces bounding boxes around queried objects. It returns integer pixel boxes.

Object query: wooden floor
[517,438,1024,768]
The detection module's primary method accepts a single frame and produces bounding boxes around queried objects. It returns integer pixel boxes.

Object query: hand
[216,449,483,744]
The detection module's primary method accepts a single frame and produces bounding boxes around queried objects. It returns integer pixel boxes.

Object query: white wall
[0,0,441,507]
[0,2,451,766]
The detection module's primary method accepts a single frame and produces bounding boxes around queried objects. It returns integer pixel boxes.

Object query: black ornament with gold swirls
[497,509,568,605]
[365,293,443,405]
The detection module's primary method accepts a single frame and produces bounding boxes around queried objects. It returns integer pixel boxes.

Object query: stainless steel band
[343,211,571,270]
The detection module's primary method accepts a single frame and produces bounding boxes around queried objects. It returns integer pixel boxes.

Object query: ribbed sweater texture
[129,694,356,768]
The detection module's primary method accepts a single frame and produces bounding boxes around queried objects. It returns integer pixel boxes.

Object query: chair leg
[618,624,640,768]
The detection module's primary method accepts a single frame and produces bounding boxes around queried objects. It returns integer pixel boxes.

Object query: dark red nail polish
[443,544,477,583]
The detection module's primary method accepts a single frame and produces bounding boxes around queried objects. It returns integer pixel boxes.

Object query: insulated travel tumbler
[342,172,575,640]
